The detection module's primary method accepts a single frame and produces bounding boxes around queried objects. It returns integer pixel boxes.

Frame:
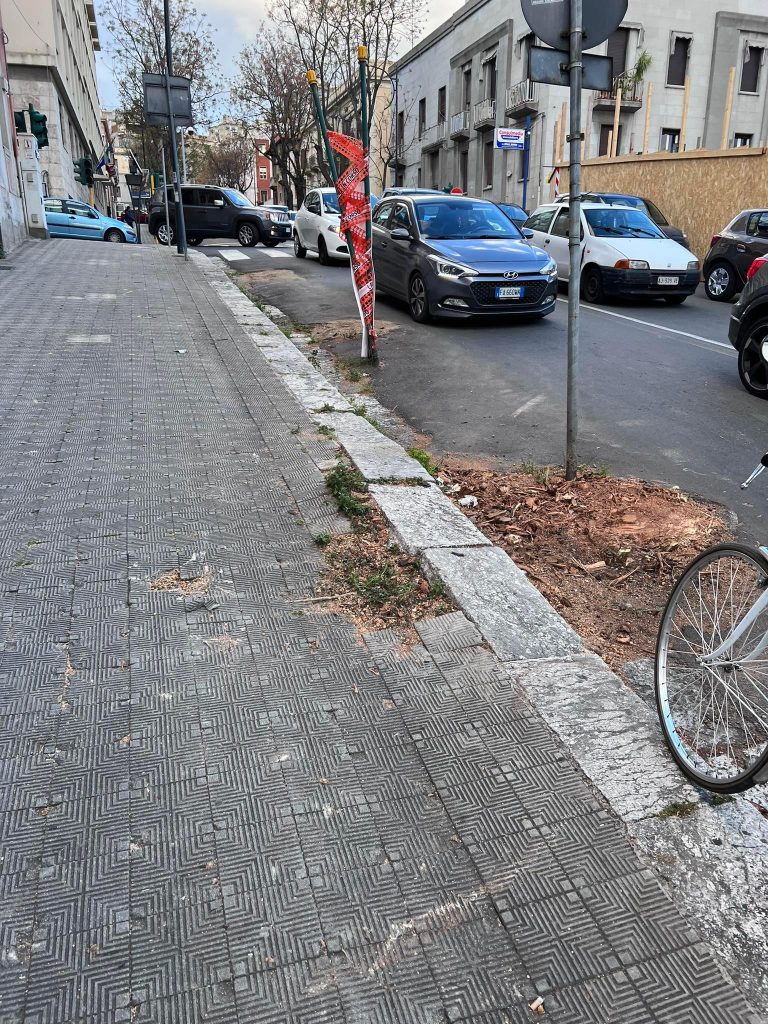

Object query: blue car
[44,197,137,243]
[371,194,557,322]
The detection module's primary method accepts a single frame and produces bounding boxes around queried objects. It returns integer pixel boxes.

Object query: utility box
[16,134,48,239]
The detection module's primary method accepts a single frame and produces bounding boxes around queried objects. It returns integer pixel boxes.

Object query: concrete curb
[192,251,768,1017]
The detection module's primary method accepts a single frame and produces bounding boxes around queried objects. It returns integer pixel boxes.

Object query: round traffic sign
[521,0,628,51]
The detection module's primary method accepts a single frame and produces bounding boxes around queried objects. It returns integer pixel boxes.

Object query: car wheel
[318,236,331,265]
[705,261,737,301]
[408,273,431,323]
[581,266,604,304]
[237,223,257,247]
[294,232,307,258]
[738,318,768,399]
[187,237,202,246]
[664,295,687,305]
[156,222,175,246]
[104,228,124,243]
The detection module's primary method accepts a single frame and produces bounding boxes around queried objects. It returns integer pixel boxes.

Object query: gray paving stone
[369,484,489,553]
[317,413,431,482]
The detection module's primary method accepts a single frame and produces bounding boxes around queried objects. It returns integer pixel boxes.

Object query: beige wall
[559,148,768,260]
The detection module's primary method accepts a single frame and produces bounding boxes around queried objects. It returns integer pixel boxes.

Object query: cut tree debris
[439,459,728,670]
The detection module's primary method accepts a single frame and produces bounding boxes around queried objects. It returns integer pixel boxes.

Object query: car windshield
[416,199,520,239]
[584,208,664,239]
[223,189,253,208]
[322,193,341,214]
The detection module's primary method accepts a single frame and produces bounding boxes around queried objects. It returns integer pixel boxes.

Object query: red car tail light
[747,256,767,281]
[710,235,721,249]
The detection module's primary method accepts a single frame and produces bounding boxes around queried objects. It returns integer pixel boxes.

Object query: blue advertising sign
[495,127,526,150]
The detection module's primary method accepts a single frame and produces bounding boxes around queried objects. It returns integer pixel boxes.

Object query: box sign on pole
[495,127,526,150]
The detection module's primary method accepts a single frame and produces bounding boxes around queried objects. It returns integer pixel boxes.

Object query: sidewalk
[0,240,755,1024]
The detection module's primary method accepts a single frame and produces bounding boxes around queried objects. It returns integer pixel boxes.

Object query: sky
[95,0,466,115]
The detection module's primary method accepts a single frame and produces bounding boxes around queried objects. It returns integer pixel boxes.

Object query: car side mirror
[213,199,225,207]
[522,228,534,239]
[390,227,412,241]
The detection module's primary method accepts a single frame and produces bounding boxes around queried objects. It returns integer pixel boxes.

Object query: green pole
[306,71,338,183]
[357,46,377,364]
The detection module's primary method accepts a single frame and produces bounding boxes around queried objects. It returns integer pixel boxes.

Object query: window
[606,28,630,78]
[437,86,446,124]
[372,202,393,227]
[44,198,64,213]
[305,191,321,214]
[746,211,768,237]
[462,65,472,110]
[414,199,518,239]
[260,190,268,204]
[550,208,570,237]
[740,46,763,93]
[667,35,691,87]
[459,148,468,194]
[483,53,497,101]
[418,98,426,138]
[259,167,268,180]
[429,150,439,189]
[525,208,556,233]
[483,136,494,189]
[67,201,96,218]
[392,203,412,230]
[396,110,404,152]
[734,133,754,148]
[585,207,663,238]
[661,127,680,152]
[417,167,422,187]
[598,124,622,156]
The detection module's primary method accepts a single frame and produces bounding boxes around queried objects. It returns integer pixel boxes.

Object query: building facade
[1,0,105,206]
[391,0,768,210]
[0,8,26,252]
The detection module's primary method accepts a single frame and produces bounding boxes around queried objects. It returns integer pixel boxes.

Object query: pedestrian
[123,207,135,228]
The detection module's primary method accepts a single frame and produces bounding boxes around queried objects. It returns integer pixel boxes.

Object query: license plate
[657,276,679,286]
[496,286,524,299]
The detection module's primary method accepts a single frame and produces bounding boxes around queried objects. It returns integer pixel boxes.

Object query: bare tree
[233,29,316,206]
[194,136,254,193]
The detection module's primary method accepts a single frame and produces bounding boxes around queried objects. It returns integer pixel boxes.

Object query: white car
[525,202,700,305]
[293,187,349,264]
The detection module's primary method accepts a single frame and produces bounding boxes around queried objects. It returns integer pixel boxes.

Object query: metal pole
[565,0,583,481]
[522,114,531,211]
[359,46,377,364]
[394,73,399,186]
[161,148,171,248]
[180,129,188,183]
[163,0,187,257]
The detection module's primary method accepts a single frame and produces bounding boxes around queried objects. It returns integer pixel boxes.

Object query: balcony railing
[595,71,643,107]
[450,110,471,136]
[473,98,496,127]
[421,120,448,148]
[505,79,539,113]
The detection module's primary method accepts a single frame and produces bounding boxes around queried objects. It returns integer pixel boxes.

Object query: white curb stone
[369,483,490,554]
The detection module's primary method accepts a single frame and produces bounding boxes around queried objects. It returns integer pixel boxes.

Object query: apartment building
[0,8,26,252]
[391,0,768,209]
[1,0,104,205]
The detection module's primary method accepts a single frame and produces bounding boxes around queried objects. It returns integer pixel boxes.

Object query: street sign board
[529,46,613,91]
[142,73,193,127]
[520,0,627,51]
[495,127,526,150]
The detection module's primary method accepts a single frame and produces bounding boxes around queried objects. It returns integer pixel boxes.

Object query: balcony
[505,79,539,117]
[473,98,496,129]
[421,120,447,150]
[450,110,471,139]
[593,72,644,112]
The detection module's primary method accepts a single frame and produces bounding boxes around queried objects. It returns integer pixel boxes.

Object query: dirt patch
[238,270,300,288]
[308,319,400,346]
[150,568,212,596]
[438,459,729,670]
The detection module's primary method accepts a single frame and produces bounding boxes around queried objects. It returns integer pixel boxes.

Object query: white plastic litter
[458,495,478,508]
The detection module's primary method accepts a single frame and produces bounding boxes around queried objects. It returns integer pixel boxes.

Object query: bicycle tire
[656,542,768,793]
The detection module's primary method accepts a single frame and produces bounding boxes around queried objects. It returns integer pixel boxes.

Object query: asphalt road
[202,240,768,540]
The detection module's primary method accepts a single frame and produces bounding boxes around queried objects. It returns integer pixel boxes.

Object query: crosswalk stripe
[260,248,293,258]
[218,250,250,261]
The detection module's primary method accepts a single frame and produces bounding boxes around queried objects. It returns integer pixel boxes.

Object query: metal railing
[596,71,643,104]
[473,98,496,125]
[450,110,471,135]
[421,121,448,147]
[505,79,539,110]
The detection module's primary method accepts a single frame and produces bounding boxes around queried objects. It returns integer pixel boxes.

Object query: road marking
[260,248,293,258]
[218,249,250,262]
[555,297,734,351]
[512,395,545,418]
[67,334,111,344]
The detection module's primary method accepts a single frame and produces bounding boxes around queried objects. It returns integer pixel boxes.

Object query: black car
[371,194,557,322]
[728,260,768,397]
[147,185,292,247]
[704,209,768,302]
[557,192,688,248]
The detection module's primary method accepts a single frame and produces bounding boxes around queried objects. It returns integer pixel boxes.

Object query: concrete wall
[0,12,27,253]
[560,147,768,261]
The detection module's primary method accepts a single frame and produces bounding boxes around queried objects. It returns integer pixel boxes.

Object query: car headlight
[687,260,700,271]
[262,211,274,221]
[426,254,477,280]
[615,259,649,270]
[543,258,557,278]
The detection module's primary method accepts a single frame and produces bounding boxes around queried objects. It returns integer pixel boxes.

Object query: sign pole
[358,46,378,364]
[163,0,187,258]
[521,115,532,211]
[161,149,171,248]
[565,0,583,481]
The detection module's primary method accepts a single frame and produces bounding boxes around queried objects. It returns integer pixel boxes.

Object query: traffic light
[27,105,48,148]
[73,156,94,186]
[13,111,26,133]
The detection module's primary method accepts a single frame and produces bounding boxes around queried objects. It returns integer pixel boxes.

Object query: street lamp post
[162,0,187,257]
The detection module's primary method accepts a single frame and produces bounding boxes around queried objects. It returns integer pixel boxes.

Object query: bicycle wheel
[656,543,768,793]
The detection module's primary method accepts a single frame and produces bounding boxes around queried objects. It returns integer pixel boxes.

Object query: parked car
[147,184,291,247]
[495,202,529,230]
[554,192,687,247]
[260,202,296,225]
[525,202,700,304]
[728,260,768,398]
[748,255,768,281]
[703,209,768,301]
[293,188,349,264]
[44,198,137,243]
[379,187,444,200]
[370,194,557,322]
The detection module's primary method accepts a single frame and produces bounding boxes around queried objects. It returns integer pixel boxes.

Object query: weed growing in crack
[407,447,439,477]
[314,533,332,547]
[657,800,699,819]
[326,463,368,519]
[347,562,416,606]
[318,425,335,438]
